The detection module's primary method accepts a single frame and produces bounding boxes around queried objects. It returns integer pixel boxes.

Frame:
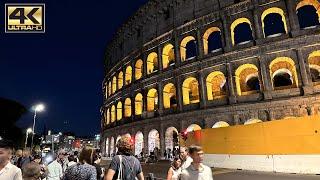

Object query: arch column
[157,81,164,115]
[196,29,204,59]
[131,94,135,122]
[131,60,136,82]
[157,46,163,72]
[142,90,148,118]
[174,32,182,66]
[253,9,264,40]
[176,77,184,112]
[226,63,236,104]
[198,70,207,108]
[143,129,148,155]
[259,57,273,100]
[296,49,313,95]
[160,125,165,158]
[222,16,232,51]
[286,0,300,35]
[142,53,147,78]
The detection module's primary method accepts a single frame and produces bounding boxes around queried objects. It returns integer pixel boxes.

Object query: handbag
[116,155,123,180]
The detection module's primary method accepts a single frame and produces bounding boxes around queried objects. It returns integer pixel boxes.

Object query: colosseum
[101,0,320,173]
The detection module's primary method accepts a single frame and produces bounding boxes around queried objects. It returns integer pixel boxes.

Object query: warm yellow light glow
[212,121,230,128]
[296,0,320,21]
[206,71,226,100]
[125,66,132,85]
[230,18,252,45]
[187,124,202,132]
[162,44,175,69]
[107,109,110,124]
[124,98,132,117]
[108,81,112,96]
[118,71,123,89]
[135,59,143,80]
[203,27,220,55]
[117,101,122,121]
[163,83,177,109]
[235,64,259,96]
[111,105,116,122]
[135,93,143,115]
[112,76,117,94]
[261,7,288,37]
[147,88,158,112]
[182,77,200,105]
[244,119,262,125]
[147,52,158,74]
[180,36,196,61]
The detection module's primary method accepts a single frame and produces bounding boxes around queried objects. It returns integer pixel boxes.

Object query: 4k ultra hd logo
[5,4,45,33]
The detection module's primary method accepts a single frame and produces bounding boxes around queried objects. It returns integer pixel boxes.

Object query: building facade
[101,0,320,162]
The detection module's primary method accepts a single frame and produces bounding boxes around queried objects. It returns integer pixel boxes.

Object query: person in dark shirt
[105,135,144,180]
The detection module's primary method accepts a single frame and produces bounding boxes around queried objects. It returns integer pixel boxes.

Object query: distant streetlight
[25,128,32,149]
[31,103,45,149]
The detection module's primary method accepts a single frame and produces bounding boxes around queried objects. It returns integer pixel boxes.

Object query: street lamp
[31,103,45,149]
[25,128,32,149]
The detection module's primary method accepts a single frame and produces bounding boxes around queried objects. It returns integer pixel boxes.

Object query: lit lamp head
[27,128,33,134]
[34,104,45,112]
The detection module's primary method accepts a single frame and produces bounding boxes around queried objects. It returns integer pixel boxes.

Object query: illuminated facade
[101,0,320,172]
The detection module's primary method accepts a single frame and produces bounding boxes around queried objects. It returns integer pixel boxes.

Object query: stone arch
[148,129,160,154]
[112,76,117,94]
[244,118,262,125]
[162,43,175,69]
[203,27,222,55]
[296,0,320,29]
[235,64,260,96]
[110,137,115,156]
[135,131,144,156]
[105,85,108,100]
[116,101,122,121]
[165,127,179,152]
[147,52,158,74]
[135,59,143,80]
[124,98,132,117]
[111,105,116,123]
[269,57,298,89]
[163,83,177,109]
[118,71,123,89]
[212,121,230,128]
[308,51,320,82]
[135,93,143,115]
[186,124,202,132]
[180,36,197,61]
[231,18,253,45]
[182,77,200,105]
[125,66,132,85]
[106,108,110,125]
[147,88,158,112]
[261,7,288,37]
[206,71,227,100]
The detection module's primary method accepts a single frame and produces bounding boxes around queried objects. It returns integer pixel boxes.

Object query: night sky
[0,0,148,136]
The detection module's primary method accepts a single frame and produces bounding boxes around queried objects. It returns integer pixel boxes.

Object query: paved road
[214,169,319,180]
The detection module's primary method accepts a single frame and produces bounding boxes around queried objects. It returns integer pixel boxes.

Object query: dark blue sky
[0,0,148,136]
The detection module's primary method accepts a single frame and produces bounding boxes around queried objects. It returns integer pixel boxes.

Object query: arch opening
[212,121,230,128]
[162,44,175,69]
[182,77,200,105]
[118,71,123,89]
[165,127,179,154]
[125,66,132,85]
[163,83,177,109]
[180,36,197,61]
[111,105,116,123]
[206,71,227,100]
[203,27,222,55]
[147,89,158,112]
[148,129,160,154]
[124,98,132,117]
[147,52,158,74]
[135,93,143,115]
[135,59,143,80]
[231,18,253,45]
[297,1,320,29]
[186,124,202,132]
[112,76,117,94]
[116,101,122,121]
[261,8,287,38]
[235,64,261,96]
[135,132,144,156]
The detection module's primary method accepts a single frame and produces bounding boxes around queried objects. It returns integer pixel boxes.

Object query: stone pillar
[157,81,164,115]
[196,29,204,59]
[176,77,184,112]
[226,63,236,104]
[198,70,207,108]
[143,129,149,155]
[174,32,181,66]
[221,15,232,51]
[123,66,127,86]
[142,53,147,77]
[131,60,136,82]
[131,93,135,122]
[296,49,313,95]
[259,57,273,100]
[160,124,165,158]
[286,0,300,35]
[142,89,148,118]
[253,9,264,40]
[157,46,163,72]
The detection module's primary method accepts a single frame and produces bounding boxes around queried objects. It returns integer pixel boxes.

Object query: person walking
[63,146,97,180]
[47,153,63,180]
[166,156,182,180]
[0,139,22,180]
[105,135,144,180]
[180,145,213,180]
[179,147,193,170]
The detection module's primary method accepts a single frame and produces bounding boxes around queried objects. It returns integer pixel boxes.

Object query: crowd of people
[0,135,213,180]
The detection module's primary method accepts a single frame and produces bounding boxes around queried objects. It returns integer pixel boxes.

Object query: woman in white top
[166,157,182,180]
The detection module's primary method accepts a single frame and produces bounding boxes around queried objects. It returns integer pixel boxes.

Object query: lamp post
[25,128,32,149]
[31,104,45,149]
